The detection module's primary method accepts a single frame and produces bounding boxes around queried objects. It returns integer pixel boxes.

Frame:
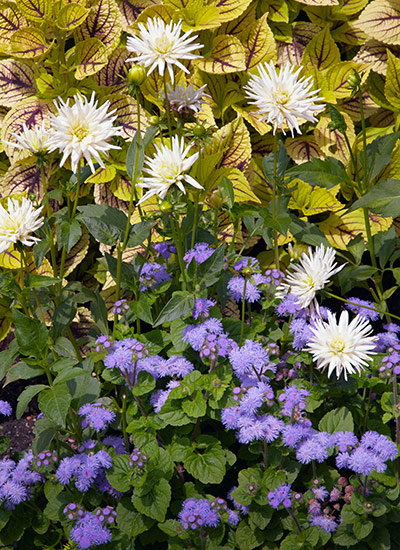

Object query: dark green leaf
[77,204,127,245]
[126,126,159,181]
[117,498,155,538]
[154,291,194,326]
[347,179,400,217]
[38,382,72,427]
[126,221,154,248]
[16,384,47,419]
[131,294,153,325]
[107,455,133,492]
[131,371,156,396]
[131,477,171,522]
[286,157,350,188]
[67,371,100,410]
[364,132,400,184]
[52,296,77,339]
[197,245,226,288]
[318,407,354,433]
[56,218,82,253]
[12,309,48,358]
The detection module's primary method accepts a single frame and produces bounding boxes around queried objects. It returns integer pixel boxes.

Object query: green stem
[170,214,188,291]
[65,325,83,362]
[363,207,378,271]
[289,509,302,533]
[358,86,369,194]
[40,165,58,275]
[70,161,82,219]
[239,277,248,346]
[191,192,199,249]
[121,393,130,452]
[272,134,280,269]
[163,72,173,140]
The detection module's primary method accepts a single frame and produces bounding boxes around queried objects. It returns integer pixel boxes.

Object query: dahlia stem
[325,291,400,321]
[40,164,58,276]
[191,191,199,249]
[272,134,280,269]
[170,214,188,291]
[71,161,82,219]
[163,72,173,140]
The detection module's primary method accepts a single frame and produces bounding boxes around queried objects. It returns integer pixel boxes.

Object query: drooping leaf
[347,179,400,218]
[10,27,50,58]
[240,13,276,72]
[16,384,47,419]
[0,59,35,107]
[196,35,246,74]
[286,156,351,187]
[356,0,400,45]
[77,204,127,245]
[318,208,392,249]
[12,309,48,359]
[289,180,343,215]
[154,291,195,326]
[56,3,90,30]
[74,37,108,80]
[75,0,121,52]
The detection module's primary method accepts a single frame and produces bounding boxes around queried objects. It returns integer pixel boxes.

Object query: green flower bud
[159,200,173,214]
[148,115,160,126]
[127,65,147,86]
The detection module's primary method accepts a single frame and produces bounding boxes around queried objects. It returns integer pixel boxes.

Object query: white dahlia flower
[4,121,51,154]
[244,61,325,136]
[126,18,202,83]
[46,92,121,174]
[306,311,376,380]
[138,136,202,204]
[276,244,343,308]
[164,83,210,114]
[0,197,44,253]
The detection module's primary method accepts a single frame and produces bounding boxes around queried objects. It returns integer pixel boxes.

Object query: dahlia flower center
[303,275,315,289]
[274,87,291,106]
[330,338,346,354]
[73,125,90,140]
[154,34,175,54]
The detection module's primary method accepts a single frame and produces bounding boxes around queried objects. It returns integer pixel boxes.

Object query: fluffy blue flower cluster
[192,297,216,320]
[103,338,151,387]
[139,261,171,291]
[227,257,273,303]
[153,241,176,259]
[0,400,12,416]
[66,505,116,549]
[183,242,214,267]
[0,451,41,508]
[229,339,276,382]
[183,318,237,361]
[78,403,115,432]
[267,483,292,509]
[178,498,220,530]
[336,431,398,475]
[56,450,112,492]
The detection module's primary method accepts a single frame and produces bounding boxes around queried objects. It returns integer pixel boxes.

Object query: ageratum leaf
[286,157,351,187]
[0,60,35,107]
[10,28,50,58]
[77,204,127,245]
[75,0,121,53]
[16,0,52,21]
[197,35,246,74]
[240,13,276,73]
[347,179,400,218]
[216,0,252,23]
[356,0,400,45]
[74,37,108,80]
[319,407,354,433]
[302,26,341,70]
[131,478,171,522]
[319,208,392,249]
[38,383,72,427]
[56,3,90,30]
[154,291,195,326]
[12,309,48,359]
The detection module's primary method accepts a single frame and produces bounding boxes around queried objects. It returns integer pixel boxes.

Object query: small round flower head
[47,92,121,174]
[164,83,210,116]
[347,447,384,476]
[229,339,275,380]
[245,61,325,136]
[228,274,268,303]
[334,431,358,452]
[70,510,113,549]
[279,385,309,419]
[310,514,338,533]
[0,400,12,416]
[126,18,203,83]
[360,431,398,461]
[139,261,171,291]
[112,299,129,315]
[312,486,328,501]
[276,245,343,308]
[267,483,292,509]
[158,355,194,378]
[138,136,202,204]
[129,447,147,470]
[153,241,176,259]
[306,311,376,380]
[184,242,214,267]
[281,422,313,449]
[178,498,220,530]
[264,268,284,286]
[296,432,334,464]
[0,197,44,254]
[78,403,116,432]
[192,297,216,320]
[345,297,379,321]
[150,380,180,412]
[95,334,112,353]
[276,294,303,316]
[4,121,51,154]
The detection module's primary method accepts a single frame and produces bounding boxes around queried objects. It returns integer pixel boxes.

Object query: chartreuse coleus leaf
[240,12,276,73]
[0,60,35,107]
[205,117,252,173]
[196,35,246,74]
[16,0,53,21]
[10,27,50,58]
[74,0,121,53]
[315,112,356,165]
[302,26,340,70]
[288,180,343,216]
[285,136,324,163]
[318,208,392,249]
[56,3,89,30]
[385,50,400,110]
[356,0,400,45]
[207,167,260,203]
[74,38,108,80]
[216,0,253,23]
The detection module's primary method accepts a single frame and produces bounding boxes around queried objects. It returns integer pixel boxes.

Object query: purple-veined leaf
[385,50,400,110]
[94,47,130,89]
[216,0,252,23]
[74,37,108,80]
[277,21,319,64]
[63,229,90,277]
[56,3,90,30]
[118,0,159,31]
[240,13,276,72]
[0,4,28,51]
[196,34,246,74]
[285,136,324,164]
[352,39,390,74]
[75,0,121,52]
[104,92,148,139]
[356,0,400,45]
[94,181,129,214]
[220,2,256,35]
[1,162,42,199]
[134,4,175,26]
[340,91,379,122]
[0,59,35,107]
[10,27,50,58]
[331,22,367,45]
[314,112,355,165]
[302,26,340,70]
[206,117,252,173]
[16,0,52,21]
[326,61,364,99]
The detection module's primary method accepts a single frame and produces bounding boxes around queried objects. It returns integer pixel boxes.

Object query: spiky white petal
[276,245,344,308]
[3,121,51,154]
[306,311,376,380]
[126,18,202,83]
[244,61,325,136]
[164,83,210,114]
[138,136,202,204]
[46,92,121,174]
[0,197,44,253]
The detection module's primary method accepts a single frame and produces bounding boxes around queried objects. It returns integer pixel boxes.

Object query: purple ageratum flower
[0,452,41,507]
[151,380,181,413]
[237,414,283,444]
[267,483,292,509]
[139,261,172,291]
[78,403,115,432]
[383,323,400,333]
[229,339,276,381]
[276,294,303,317]
[347,447,384,475]
[157,356,194,378]
[221,406,242,430]
[228,509,240,525]
[192,297,216,320]
[153,241,176,259]
[239,382,274,416]
[360,431,398,461]
[334,431,358,453]
[129,447,147,469]
[0,400,12,416]
[183,242,214,267]
[380,346,400,375]
[289,318,313,350]
[112,299,129,315]
[227,273,268,303]
[183,319,237,360]
[281,423,314,449]
[310,514,338,533]
[233,257,260,272]
[264,268,284,286]
[312,486,329,501]
[95,334,112,353]
[278,385,309,418]
[296,432,335,464]
[104,338,150,387]
[375,331,399,352]
[345,297,379,321]
[103,436,127,455]
[56,451,112,492]
[70,511,113,549]
[178,498,220,530]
